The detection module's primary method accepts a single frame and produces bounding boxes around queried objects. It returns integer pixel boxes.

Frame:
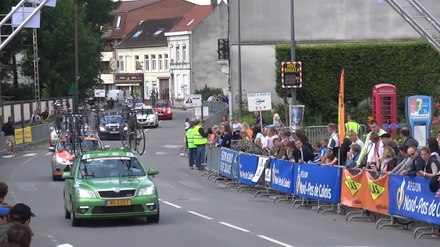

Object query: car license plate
[110,131,119,134]
[106,199,132,207]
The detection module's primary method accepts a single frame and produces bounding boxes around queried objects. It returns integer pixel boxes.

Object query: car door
[64,159,77,210]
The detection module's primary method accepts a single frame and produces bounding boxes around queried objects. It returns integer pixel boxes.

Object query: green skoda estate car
[62,149,159,226]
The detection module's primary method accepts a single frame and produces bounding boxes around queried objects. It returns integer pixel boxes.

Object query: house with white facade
[165,5,212,101]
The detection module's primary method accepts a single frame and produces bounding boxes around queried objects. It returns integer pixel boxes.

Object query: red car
[154,100,173,120]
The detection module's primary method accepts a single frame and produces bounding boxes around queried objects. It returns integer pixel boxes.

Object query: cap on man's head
[0,207,9,217]
[10,203,35,221]
[380,133,391,138]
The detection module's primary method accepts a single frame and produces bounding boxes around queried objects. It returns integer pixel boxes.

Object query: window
[133,30,143,38]
[118,55,124,71]
[153,28,164,37]
[164,54,169,70]
[144,55,150,71]
[151,54,156,71]
[182,45,187,62]
[135,55,141,70]
[116,16,122,29]
[176,47,180,62]
[158,54,163,71]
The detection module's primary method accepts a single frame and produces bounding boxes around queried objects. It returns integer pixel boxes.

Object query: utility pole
[237,0,242,120]
[290,0,296,106]
[74,0,79,112]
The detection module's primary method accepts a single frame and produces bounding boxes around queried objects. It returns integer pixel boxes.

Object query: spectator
[322,151,338,166]
[400,127,419,148]
[345,143,362,168]
[185,120,197,169]
[391,144,412,174]
[293,138,314,163]
[253,111,265,126]
[29,110,40,124]
[313,139,328,163]
[427,137,440,161]
[39,107,49,121]
[219,125,232,148]
[348,130,364,149]
[264,127,278,151]
[401,146,424,176]
[0,208,9,224]
[437,130,440,147]
[221,115,228,126]
[194,120,209,170]
[377,146,397,172]
[232,118,242,140]
[252,125,262,141]
[285,141,297,162]
[0,183,11,209]
[1,117,15,155]
[357,119,387,167]
[327,123,339,157]
[242,122,253,139]
[339,138,352,166]
[345,114,360,137]
[417,147,440,178]
[366,132,383,169]
[271,109,284,127]
[184,118,190,131]
[294,129,312,151]
[5,223,32,247]
[0,203,35,244]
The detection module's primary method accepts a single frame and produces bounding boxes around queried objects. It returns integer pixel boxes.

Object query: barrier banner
[265,159,274,182]
[23,126,32,143]
[238,153,259,185]
[294,163,341,203]
[389,174,440,225]
[340,169,367,208]
[252,156,269,182]
[365,171,389,215]
[14,128,23,145]
[270,159,294,193]
[219,148,239,179]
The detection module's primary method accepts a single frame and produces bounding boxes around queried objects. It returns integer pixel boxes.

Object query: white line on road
[161,200,182,209]
[187,211,213,220]
[219,221,250,233]
[23,153,37,157]
[257,235,294,247]
[45,152,52,156]
[23,150,47,165]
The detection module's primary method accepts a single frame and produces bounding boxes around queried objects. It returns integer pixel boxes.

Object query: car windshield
[102,115,123,123]
[155,101,169,107]
[79,157,145,178]
[137,108,154,115]
[57,139,102,151]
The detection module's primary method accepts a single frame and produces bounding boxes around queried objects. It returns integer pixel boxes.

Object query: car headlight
[75,188,96,198]
[123,126,128,131]
[99,126,106,131]
[56,156,71,165]
[51,133,58,139]
[138,185,155,196]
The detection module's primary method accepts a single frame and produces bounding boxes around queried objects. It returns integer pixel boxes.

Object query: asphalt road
[0,109,438,247]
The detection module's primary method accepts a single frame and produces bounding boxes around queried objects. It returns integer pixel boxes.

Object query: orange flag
[338,68,345,144]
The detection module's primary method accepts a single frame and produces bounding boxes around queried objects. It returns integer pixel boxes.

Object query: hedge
[275,41,440,125]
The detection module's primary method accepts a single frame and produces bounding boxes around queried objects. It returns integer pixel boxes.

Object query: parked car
[51,133,106,181]
[154,100,173,120]
[98,114,126,139]
[123,97,145,109]
[136,106,158,128]
[62,149,160,226]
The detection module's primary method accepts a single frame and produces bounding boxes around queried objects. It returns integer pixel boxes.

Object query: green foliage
[195,85,223,101]
[275,41,440,125]
[0,82,34,100]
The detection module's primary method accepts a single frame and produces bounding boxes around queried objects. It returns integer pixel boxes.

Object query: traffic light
[217,39,229,60]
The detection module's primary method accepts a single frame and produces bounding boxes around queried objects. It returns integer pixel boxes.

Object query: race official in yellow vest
[345,114,360,138]
[186,120,197,169]
[194,119,209,170]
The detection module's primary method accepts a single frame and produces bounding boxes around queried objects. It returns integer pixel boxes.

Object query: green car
[62,149,159,226]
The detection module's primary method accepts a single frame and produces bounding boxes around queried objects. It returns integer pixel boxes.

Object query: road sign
[281,61,302,88]
[184,94,202,107]
[94,89,105,98]
[247,92,272,112]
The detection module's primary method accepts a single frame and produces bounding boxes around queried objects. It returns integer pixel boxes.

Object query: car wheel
[70,202,81,226]
[148,207,160,223]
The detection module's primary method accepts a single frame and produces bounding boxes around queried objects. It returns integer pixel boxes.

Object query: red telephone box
[372,84,397,136]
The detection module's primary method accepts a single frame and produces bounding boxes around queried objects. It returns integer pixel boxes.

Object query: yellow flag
[338,69,345,144]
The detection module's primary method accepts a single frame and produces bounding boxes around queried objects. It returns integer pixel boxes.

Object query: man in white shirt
[366,132,383,169]
[348,130,364,149]
[327,123,339,157]
[272,109,283,127]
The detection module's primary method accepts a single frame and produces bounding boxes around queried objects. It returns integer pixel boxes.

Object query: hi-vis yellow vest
[186,128,196,149]
[193,125,207,145]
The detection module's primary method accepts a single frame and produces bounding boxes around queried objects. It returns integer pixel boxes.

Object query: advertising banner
[389,174,440,224]
[270,159,294,193]
[14,128,23,145]
[23,127,32,143]
[289,105,305,131]
[238,153,259,186]
[293,163,341,203]
[247,92,272,112]
[364,172,389,215]
[252,156,269,183]
[219,148,239,179]
[340,169,367,209]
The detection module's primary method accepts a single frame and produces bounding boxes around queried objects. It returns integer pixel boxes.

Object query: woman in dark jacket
[219,124,232,148]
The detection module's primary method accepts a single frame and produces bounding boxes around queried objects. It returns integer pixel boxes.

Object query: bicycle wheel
[120,129,129,149]
[135,126,145,155]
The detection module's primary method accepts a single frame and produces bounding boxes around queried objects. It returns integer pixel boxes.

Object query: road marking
[45,152,52,156]
[23,153,37,157]
[162,144,182,149]
[257,235,294,247]
[219,221,250,233]
[23,150,48,165]
[161,200,182,209]
[2,154,16,159]
[187,211,213,220]
[143,129,149,134]
[155,151,168,155]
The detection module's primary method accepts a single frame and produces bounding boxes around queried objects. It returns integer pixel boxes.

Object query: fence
[204,146,440,239]
[201,101,229,129]
[0,97,73,126]
[305,124,367,145]
[0,122,53,152]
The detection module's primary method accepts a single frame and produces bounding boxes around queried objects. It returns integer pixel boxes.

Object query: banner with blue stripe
[238,153,259,185]
[269,159,294,193]
[219,148,239,179]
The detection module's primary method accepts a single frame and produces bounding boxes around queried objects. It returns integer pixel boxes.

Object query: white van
[106,89,131,102]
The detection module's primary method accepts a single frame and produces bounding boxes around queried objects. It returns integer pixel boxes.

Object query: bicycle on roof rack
[119,108,145,155]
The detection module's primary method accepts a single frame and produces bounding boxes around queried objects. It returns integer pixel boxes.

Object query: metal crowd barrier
[305,124,367,145]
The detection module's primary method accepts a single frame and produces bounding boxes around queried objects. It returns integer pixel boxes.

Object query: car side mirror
[104,145,111,149]
[62,171,73,180]
[147,167,159,176]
